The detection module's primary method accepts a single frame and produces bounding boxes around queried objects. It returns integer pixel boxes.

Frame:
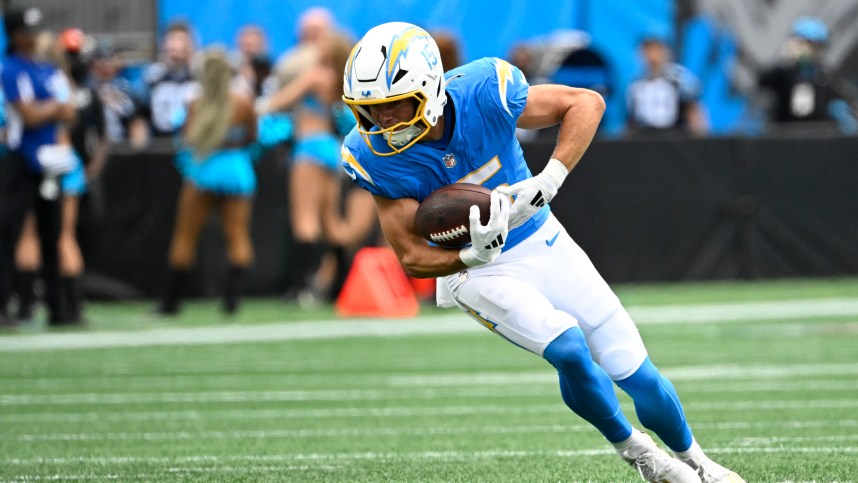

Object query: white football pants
[438,214,648,380]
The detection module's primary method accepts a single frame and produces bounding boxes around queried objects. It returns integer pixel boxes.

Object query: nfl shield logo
[443,153,457,168]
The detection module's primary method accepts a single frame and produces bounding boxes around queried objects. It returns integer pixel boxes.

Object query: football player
[340,22,743,483]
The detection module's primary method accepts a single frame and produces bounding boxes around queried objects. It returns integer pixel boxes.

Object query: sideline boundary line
[2,297,857,352]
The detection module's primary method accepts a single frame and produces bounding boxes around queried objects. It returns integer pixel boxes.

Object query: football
[414,183,492,248]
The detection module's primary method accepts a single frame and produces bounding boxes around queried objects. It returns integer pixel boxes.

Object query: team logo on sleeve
[341,145,375,186]
[494,58,515,116]
[443,153,457,168]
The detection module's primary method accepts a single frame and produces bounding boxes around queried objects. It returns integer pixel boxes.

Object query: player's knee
[587,309,648,380]
[599,347,647,380]
[543,325,592,375]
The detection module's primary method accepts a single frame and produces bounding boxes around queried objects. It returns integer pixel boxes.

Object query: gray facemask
[384,124,424,147]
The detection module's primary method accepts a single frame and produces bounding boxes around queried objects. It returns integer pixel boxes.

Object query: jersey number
[457,156,501,186]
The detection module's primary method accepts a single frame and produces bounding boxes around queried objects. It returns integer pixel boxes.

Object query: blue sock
[615,357,693,452]
[544,327,632,443]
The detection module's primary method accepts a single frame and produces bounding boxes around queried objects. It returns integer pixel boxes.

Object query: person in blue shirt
[341,22,743,483]
[11,29,92,325]
[0,7,78,327]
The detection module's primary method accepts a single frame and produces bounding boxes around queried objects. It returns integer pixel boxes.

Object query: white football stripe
[385,364,858,386]
[7,446,858,466]
[2,383,857,409]
[7,425,858,443]
[4,466,328,481]
[5,373,857,393]
[1,297,857,352]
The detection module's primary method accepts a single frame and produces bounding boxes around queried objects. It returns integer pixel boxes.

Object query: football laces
[430,225,468,243]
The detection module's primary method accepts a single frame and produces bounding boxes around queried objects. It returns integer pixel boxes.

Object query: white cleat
[679,454,745,483]
[617,430,702,483]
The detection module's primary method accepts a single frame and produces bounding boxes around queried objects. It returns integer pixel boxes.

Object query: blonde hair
[326,31,353,81]
[186,48,234,157]
[321,30,354,101]
[34,32,70,75]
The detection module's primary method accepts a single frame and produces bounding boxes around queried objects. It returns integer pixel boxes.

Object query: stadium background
[3,0,858,299]
[2,3,858,481]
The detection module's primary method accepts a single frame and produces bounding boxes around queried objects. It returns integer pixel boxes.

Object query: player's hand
[496,158,569,229]
[459,190,510,267]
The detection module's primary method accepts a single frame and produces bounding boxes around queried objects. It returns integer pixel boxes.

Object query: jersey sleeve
[478,57,529,131]
[341,141,375,193]
[342,131,395,198]
[341,132,429,200]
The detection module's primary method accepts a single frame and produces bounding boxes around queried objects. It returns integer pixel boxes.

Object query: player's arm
[373,195,468,278]
[374,190,510,277]
[498,85,605,228]
[516,84,605,173]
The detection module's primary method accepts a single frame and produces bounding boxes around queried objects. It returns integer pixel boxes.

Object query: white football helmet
[343,22,446,156]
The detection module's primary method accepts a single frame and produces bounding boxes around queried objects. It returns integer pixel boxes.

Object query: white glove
[496,158,569,229]
[35,145,77,177]
[459,190,510,267]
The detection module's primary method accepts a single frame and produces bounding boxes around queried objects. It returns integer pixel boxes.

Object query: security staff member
[0,7,78,326]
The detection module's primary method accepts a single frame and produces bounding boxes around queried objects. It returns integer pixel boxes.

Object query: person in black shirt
[89,42,148,147]
[143,21,197,137]
[758,16,837,125]
[61,29,110,322]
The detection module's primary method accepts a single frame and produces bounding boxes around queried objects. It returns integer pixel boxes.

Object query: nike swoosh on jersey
[545,231,560,247]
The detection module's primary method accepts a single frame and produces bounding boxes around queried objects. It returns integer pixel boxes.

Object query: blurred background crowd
[1,0,857,327]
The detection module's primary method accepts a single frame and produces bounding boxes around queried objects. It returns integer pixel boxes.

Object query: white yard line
[385,365,858,386]
[738,435,858,445]
[1,466,332,482]
[6,446,858,467]
[6,425,858,443]
[629,297,858,324]
[0,316,475,352]
[3,372,858,408]
[1,384,857,408]
[2,394,858,424]
[1,297,857,352]
[5,375,858,394]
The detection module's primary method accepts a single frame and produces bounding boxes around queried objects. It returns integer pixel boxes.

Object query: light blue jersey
[341,57,549,251]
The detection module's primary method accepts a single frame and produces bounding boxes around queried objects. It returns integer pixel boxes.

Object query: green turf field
[2,278,857,482]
